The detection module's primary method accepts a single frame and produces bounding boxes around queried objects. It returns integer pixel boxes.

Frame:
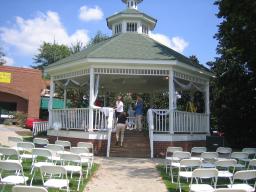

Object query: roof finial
[122,0,143,10]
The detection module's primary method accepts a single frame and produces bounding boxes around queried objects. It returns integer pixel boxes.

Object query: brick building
[0,66,45,120]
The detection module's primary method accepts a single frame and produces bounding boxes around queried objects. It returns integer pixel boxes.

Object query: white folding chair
[55,140,71,150]
[169,151,191,183]
[242,147,256,159]
[8,137,23,146]
[46,144,64,162]
[191,147,207,157]
[0,147,21,163]
[177,159,201,192]
[231,152,249,170]
[0,161,28,191]
[227,170,256,192]
[216,147,232,158]
[215,159,237,185]
[30,148,54,185]
[17,142,35,161]
[165,146,183,173]
[248,159,256,170]
[201,152,219,168]
[77,142,94,153]
[190,168,218,192]
[60,153,84,191]
[70,147,92,170]
[33,138,49,147]
[40,165,70,192]
[214,189,247,192]
[12,185,48,192]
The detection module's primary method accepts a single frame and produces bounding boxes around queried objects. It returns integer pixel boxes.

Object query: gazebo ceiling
[57,74,168,93]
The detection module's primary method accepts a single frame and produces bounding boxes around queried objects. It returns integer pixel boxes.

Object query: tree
[209,0,256,147]
[189,55,200,65]
[69,41,86,54]
[33,42,71,70]
[0,47,6,66]
[88,31,109,46]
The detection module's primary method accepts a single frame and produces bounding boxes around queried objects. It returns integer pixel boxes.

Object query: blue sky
[0,0,220,68]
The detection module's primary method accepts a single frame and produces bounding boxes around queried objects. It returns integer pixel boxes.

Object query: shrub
[14,112,27,127]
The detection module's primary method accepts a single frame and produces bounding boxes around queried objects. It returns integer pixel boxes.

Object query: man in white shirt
[115,96,124,118]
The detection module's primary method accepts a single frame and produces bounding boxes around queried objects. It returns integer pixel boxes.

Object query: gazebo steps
[110,130,150,158]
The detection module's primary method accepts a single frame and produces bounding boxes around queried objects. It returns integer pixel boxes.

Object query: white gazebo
[38,0,213,157]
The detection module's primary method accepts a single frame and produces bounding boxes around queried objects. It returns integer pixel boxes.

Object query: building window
[142,24,149,34]
[114,24,122,34]
[127,22,137,32]
[131,1,133,7]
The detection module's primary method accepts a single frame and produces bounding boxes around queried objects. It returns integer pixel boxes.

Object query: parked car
[25,118,47,129]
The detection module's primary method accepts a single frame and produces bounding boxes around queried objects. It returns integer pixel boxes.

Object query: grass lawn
[156,165,189,192]
[1,136,99,192]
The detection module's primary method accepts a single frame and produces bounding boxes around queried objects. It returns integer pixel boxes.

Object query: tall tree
[69,41,86,54]
[0,47,6,66]
[33,42,71,70]
[88,31,109,46]
[209,0,256,147]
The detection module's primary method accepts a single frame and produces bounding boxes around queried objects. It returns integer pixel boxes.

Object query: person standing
[135,95,143,132]
[116,112,127,147]
[115,96,124,118]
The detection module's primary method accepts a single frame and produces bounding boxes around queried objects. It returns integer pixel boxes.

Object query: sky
[0,0,220,68]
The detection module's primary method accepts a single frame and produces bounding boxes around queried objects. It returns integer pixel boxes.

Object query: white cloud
[79,6,103,22]
[149,32,189,53]
[0,11,90,55]
[3,56,14,66]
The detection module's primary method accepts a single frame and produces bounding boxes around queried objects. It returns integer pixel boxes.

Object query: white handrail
[147,109,154,158]
[106,108,114,157]
[33,121,49,136]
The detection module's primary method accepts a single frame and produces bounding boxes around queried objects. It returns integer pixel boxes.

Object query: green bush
[3,119,13,126]
[13,112,27,127]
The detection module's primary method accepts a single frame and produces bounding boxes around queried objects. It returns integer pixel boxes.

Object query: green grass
[156,165,189,192]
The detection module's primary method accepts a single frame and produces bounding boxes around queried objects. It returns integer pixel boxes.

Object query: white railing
[147,109,154,158]
[151,109,170,133]
[174,111,209,133]
[148,109,209,133]
[51,108,109,131]
[33,121,49,136]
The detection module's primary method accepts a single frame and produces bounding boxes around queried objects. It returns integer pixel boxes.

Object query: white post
[48,77,55,128]
[205,81,210,133]
[89,66,94,132]
[63,87,67,109]
[169,68,174,134]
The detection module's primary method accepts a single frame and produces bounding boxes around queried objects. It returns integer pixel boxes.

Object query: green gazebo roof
[48,33,209,72]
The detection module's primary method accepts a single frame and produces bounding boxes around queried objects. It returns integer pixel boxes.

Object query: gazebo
[41,0,213,157]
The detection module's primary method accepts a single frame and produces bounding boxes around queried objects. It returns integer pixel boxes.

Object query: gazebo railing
[174,111,209,133]
[51,108,108,131]
[149,109,209,133]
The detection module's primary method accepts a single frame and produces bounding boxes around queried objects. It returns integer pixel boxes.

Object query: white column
[205,81,210,133]
[48,77,55,128]
[89,66,94,132]
[63,87,67,109]
[169,68,174,134]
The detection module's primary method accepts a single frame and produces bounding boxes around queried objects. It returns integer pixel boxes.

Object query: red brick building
[0,66,45,119]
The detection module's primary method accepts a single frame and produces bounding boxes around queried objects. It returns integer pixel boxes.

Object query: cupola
[106,0,157,36]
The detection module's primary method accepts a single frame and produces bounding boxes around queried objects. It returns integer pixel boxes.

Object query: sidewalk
[84,157,167,192]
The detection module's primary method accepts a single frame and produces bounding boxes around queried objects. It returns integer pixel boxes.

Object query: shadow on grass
[156,165,189,192]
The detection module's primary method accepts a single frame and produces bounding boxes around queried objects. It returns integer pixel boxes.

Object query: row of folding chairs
[166,146,256,173]
[12,185,48,192]
[8,136,94,153]
[0,161,71,191]
[179,167,256,192]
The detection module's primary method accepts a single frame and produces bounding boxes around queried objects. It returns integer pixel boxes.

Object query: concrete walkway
[84,157,167,192]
